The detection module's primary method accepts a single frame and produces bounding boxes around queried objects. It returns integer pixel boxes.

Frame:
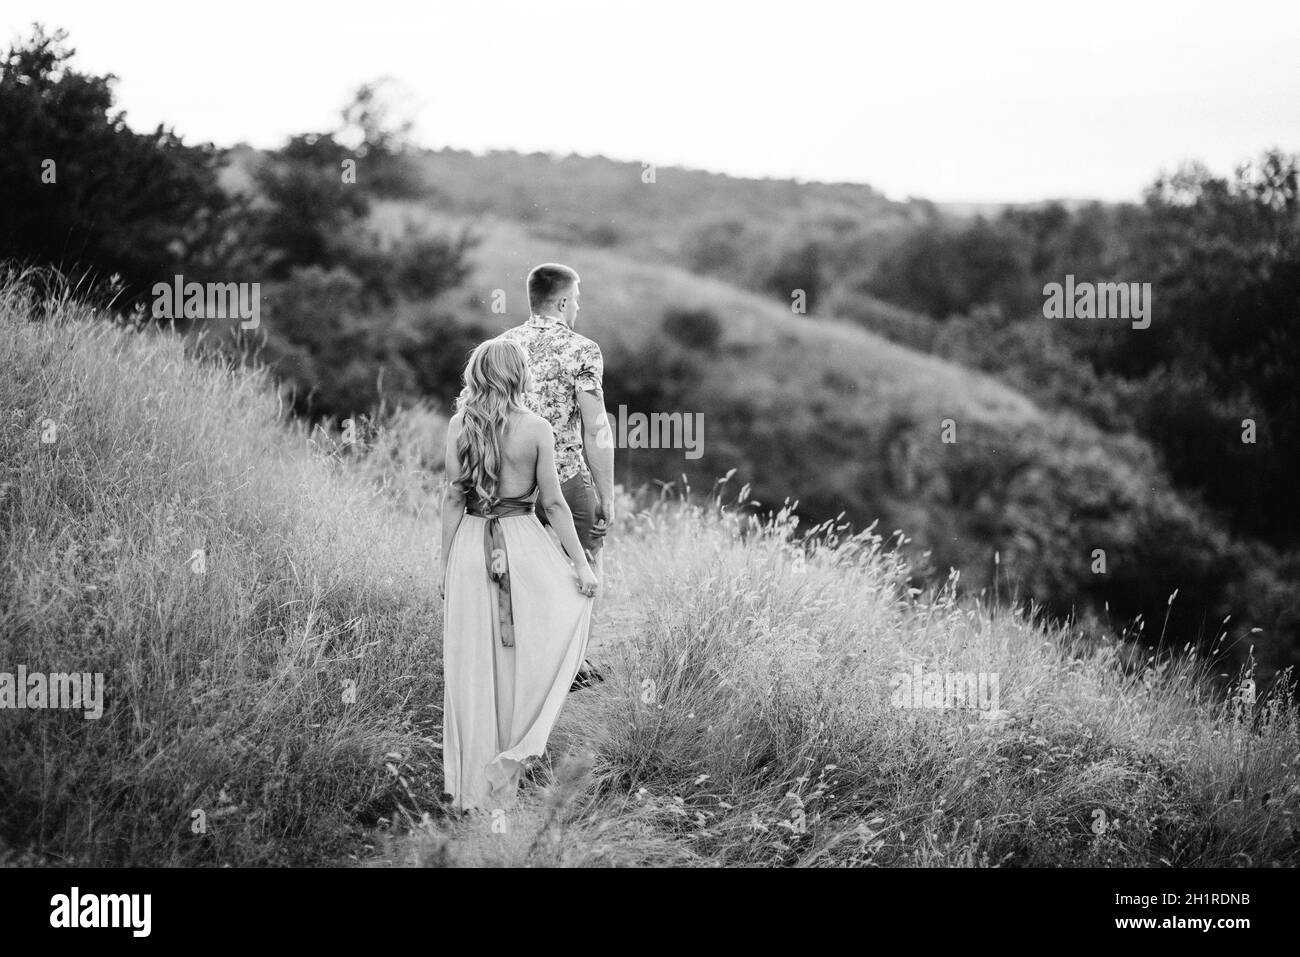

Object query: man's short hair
[527,263,580,313]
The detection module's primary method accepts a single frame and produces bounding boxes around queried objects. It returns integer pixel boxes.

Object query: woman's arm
[439,413,467,597]
[533,419,597,590]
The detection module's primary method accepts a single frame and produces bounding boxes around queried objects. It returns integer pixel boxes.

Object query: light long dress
[442,487,594,811]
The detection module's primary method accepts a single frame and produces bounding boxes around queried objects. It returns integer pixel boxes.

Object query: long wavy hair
[453,337,532,503]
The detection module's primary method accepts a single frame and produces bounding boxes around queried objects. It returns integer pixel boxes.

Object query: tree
[337,80,424,198]
[1121,153,1300,543]
[250,132,371,277]
[0,25,231,305]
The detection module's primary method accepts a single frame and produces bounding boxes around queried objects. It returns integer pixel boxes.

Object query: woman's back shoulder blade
[519,411,551,441]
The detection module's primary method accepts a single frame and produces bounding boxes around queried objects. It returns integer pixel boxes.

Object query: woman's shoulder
[513,409,553,438]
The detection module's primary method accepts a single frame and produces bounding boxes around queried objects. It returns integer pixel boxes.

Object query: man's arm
[577,389,615,523]
[534,418,597,587]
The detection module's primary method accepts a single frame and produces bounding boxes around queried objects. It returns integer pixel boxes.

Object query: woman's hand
[576,564,599,598]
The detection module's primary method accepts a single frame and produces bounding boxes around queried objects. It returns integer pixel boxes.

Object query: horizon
[7,0,1299,204]
[229,140,1125,208]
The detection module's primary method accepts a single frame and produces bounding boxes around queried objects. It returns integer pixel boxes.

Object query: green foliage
[867,218,1031,319]
[0,25,232,306]
[226,109,480,420]
[845,157,1300,550]
[661,307,723,351]
[252,265,487,419]
[250,133,371,276]
[818,156,1300,668]
[0,27,478,424]
[1124,155,1300,543]
[759,237,825,312]
[337,80,426,198]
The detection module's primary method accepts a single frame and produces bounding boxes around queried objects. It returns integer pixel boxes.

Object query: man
[501,263,615,688]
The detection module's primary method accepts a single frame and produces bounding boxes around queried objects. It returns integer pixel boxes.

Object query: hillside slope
[0,280,442,864]
[373,206,1279,675]
[2,279,1297,867]
[446,212,1038,423]
[409,147,919,260]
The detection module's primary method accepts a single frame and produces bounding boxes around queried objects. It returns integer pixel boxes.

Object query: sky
[5,0,1299,203]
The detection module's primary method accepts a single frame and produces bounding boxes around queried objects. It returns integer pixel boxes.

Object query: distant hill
[409,147,924,261]
[937,198,1109,219]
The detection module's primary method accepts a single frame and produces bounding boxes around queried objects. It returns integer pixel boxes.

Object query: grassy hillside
[0,278,443,864]
[381,206,1034,413]
[409,147,919,259]
[2,279,1298,867]
[372,206,1289,681]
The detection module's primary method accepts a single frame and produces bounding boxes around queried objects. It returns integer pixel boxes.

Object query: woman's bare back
[494,410,541,498]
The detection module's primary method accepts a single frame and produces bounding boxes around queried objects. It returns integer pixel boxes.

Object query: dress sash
[465,489,538,647]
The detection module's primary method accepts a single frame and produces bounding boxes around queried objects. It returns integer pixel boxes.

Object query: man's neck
[530,311,567,326]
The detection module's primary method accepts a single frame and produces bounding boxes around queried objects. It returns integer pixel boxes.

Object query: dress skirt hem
[442,512,593,811]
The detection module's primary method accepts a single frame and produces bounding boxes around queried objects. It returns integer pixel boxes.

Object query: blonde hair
[454,337,532,502]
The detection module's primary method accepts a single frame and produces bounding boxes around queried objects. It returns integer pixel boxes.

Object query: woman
[440,337,600,812]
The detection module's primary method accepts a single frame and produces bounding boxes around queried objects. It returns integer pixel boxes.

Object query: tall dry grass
[0,275,443,864]
[405,491,1299,867]
[2,274,1297,867]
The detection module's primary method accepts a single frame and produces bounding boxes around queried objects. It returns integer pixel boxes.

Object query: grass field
[2,278,1298,867]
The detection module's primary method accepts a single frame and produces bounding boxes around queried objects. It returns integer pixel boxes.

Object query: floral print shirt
[501,314,604,484]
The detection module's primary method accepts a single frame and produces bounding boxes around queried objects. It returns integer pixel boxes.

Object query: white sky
[6,0,1299,202]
